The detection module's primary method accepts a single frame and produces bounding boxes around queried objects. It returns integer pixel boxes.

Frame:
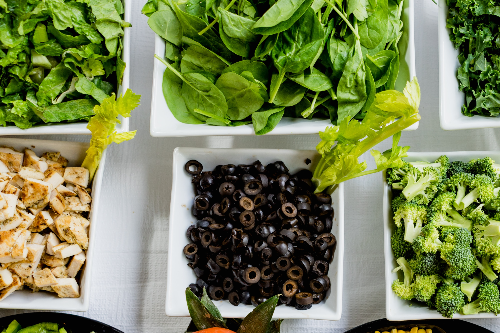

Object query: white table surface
[1,0,500,332]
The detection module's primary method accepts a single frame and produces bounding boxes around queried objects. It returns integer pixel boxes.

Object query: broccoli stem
[476,257,498,282]
[461,188,480,210]
[461,275,481,302]
[462,299,481,315]
[454,184,467,210]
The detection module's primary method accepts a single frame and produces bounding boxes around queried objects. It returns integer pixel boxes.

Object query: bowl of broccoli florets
[383,151,500,320]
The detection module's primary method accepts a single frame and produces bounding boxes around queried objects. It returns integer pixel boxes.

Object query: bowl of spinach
[146,0,416,137]
[0,0,131,135]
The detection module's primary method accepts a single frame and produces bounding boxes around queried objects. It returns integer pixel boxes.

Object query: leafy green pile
[387,154,500,318]
[446,0,500,117]
[312,77,420,193]
[0,0,129,129]
[143,0,407,134]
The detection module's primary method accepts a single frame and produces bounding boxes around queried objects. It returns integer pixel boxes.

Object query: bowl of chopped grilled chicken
[0,138,106,311]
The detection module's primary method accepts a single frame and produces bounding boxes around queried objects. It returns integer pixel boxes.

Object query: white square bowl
[150,0,416,137]
[384,151,500,320]
[438,1,500,130]
[166,148,344,320]
[0,138,106,311]
[0,0,131,135]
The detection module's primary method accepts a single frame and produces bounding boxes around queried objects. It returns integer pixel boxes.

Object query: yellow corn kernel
[391,329,398,333]
[397,330,406,333]
[375,331,380,333]
[426,330,432,333]
[410,328,418,333]
[418,330,426,333]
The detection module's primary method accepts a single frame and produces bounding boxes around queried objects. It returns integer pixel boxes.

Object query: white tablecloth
[1,0,500,332]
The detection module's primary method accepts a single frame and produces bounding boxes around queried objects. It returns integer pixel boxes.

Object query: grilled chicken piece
[64,167,89,188]
[0,148,23,173]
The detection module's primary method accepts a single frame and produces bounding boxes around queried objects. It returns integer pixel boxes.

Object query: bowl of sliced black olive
[166,148,344,320]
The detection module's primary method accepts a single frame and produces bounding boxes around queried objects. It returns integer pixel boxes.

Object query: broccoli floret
[461,275,482,302]
[409,252,441,276]
[444,172,474,210]
[391,226,414,259]
[473,220,500,257]
[428,209,472,230]
[387,161,414,189]
[394,202,427,243]
[430,192,456,212]
[468,157,500,181]
[459,174,496,210]
[476,255,498,282]
[391,194,406,213]
[491,255,500,272]
[464,204,490,226]
[462,280,500,315]
[440,228,477,280]
[401,167,442,205]
[441,226,473,245]
[410,155,449,179]
[447,160,470,178]
[435,283,466,318]
[414,274,441,302]
[392,257,415,300]
[413,224,442,253]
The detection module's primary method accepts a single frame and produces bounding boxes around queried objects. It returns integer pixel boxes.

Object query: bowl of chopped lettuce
[384,151,500,320]
[438,0,500,130]
[146,0,416,136]
[0,0,131,134]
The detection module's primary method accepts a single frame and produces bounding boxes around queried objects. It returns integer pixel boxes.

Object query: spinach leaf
[181,73,228,121]
[337,39,367,123]
[269,8,324,102]
[271,75,306,106]
[215,72,266,120]
[358,0,388,49]
[252,106,284,135]
[382,43,399,90]
[252,0,307,30]
[254,34,278,58]
[181,45,228,75]
[365,50,396,88]
[288,67,333,91]
[328,36,351,80]
[222,60,269,85]
[162,64,203,124]
[252,0,314,35]
[148,7,182,46]
[219,9,258,57]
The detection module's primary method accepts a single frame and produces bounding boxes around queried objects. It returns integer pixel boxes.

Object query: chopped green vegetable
[0,0,130,129]
[144,0,410,134]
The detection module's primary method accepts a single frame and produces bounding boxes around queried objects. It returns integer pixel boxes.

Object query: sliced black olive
[193,267,205,278]
[239,210,255,229]
[206,258,220,275]
[233,189,246,202]
[208,223,225,231]
[314,238,328,252]
[280,229,296,242]
[243,267,261,284]
[200,173,215,190]
[260,265,274,280]
[219,182,236,196]
[296,235,313,250]
[216,254,230,269]
[232,254,242,269]
[312,219,325,234]
[260,285,275,297]
[277,192,287,205]
[194,195,210,210]
[266,233,281,247]
[185,160,203,175]
[276,257,291,271]
[275,241,289,256]
[228,206,241,221]
[239,197,255,211]
[208,244,222,253]
[223,277,234,293]
[296,256,311,273]
[240,291,251,305]
[315,193,331,204]
[285,185,296,195]
[209,285,224,301]
[322,247,334,263]
[265,210,278,222]
[253,160,265,173]
[254,208,265,221]
[323,216,333,233]
[321,275,331,289]
[251,296,268,306]
[281,217,299,229]
[200,231,212,248]
[295,194,311,204]
[317,204,333,216]
[310,276,328,293]
[297,202,311,213]
[254,240,267,252]
[295,292,313,310]
[312,260,329,276]
[186,225,197,241]
[282,279,298,297]
[242,174,255,183]
[279,295,293,305]
[312,293,324,304]
[258,174,269,187]
[244,179,263,196]
[294,169,313,181]
[318,233,336,247]
[188,283,202,297]
[228,291,240,306]
[259,247,272,265]
[287,265,304,281]
[253,194,267,209]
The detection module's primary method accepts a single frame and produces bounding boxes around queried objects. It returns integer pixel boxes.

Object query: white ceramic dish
[384,151,500,320]
[167,148,344,320]
[0,138,106,311]
[438,1,500,130]
[150,0,417,137]
[0,0,131,135]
